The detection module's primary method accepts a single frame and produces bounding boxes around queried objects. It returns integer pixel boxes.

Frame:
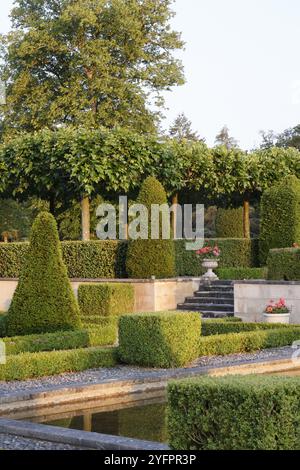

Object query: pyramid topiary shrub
[126,177,175,279]
[7,212,82,336]
[260,175,300,264]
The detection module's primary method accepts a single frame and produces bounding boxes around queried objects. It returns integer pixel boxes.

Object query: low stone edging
[0,418,169,451]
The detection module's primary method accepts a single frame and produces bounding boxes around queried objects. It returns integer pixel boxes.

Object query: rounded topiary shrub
[215,207,244,238]
[7,212,82,336]
[126,176,175,279]
[260,175,300,264]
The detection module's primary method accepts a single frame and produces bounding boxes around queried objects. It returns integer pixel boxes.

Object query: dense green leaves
[260,175,300,264]
[0,0,184,137]
[126,176,176,279]
[215,207,244,238]
[78,283,135,316]
[168,374,300,450]
[267,248,300,281]
[7,212,82,335]
[119,312,201,368]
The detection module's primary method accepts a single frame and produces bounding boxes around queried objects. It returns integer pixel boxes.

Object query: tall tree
[215,125,238,150]
[0,0,184,136]
[169,113,202,142]
[259,125,300,150]
[0,0,184,238]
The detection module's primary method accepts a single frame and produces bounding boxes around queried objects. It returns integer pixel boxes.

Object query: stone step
[198,285,234,292]
[177,305,233,318]
[194,291,234,298]
[186,296,234,305]
[208,280,233,286]
[178,302,234,312]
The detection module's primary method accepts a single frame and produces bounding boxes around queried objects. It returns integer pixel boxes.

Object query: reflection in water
[44,402,168,443]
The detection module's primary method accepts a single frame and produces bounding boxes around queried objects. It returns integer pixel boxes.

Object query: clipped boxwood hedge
[0,346,117,381]
[78,283,134,317]
[201,320,296,336]
[175,238,259,277]
[0,240,127,279]
[0,238,259,279]
[216,267,266,280]
[167,375,300,450]
[119,312,201,368]
[0,324,117,355]
[62,240,127,278]
[260,175,300,264]
[198,327,300,356]
[215,207,244,238]
[267,247,300,280]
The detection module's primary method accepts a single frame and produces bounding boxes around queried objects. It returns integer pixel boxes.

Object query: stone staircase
[177,280,234,318]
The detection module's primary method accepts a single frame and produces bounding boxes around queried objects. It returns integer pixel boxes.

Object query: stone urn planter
[263,312,290,324]
[201,258,219,281]
[263,298,290,324]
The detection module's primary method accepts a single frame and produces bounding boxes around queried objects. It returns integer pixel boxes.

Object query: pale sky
[2,0,300,149]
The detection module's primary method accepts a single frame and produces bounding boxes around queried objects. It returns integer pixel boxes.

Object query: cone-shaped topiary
[7,212,82,336]
[126,176,175,279]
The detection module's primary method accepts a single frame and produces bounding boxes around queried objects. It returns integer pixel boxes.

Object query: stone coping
[233,280,300,286]
[0,355,297,408]
[0,277,202,284]
[0,418,169,451]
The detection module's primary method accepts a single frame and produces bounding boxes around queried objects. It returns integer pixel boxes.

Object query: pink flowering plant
[265,298,289,314]
[196,245,221,260]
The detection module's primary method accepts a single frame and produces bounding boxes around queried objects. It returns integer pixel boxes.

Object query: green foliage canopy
[0,0,184,137]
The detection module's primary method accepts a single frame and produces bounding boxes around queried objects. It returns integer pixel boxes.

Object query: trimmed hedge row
[198,327,300,356]
[216,267,266,280]
[260,175,300,264]
[119,312,201,368]
[215,207,244,238]
[175,238,259,277]
[0,325,117,355]
[0,238,260,279]
[167,375,300,450]
[0,347,117,381]
[78,283,134,317]
[201,320,296,336]
[0,241,127,279]
[267,247,300,281]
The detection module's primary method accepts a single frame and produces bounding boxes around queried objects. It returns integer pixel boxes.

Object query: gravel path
[0,346,295,397]
[0,433,84,450]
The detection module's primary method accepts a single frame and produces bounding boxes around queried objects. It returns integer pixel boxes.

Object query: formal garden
[1,150,300,449]
[1,0,300,454]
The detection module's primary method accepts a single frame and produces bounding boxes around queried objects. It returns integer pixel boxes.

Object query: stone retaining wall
[0,278,201,313]
[234,281,300,324]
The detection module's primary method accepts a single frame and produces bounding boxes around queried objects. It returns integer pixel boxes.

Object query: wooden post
[81,196,91,241]
[243,200,250,239]
[171,192,179,237]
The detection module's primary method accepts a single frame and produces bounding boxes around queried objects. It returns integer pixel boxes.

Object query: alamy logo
[95,197,205,251]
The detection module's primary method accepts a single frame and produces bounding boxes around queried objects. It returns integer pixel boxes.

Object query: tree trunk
[171,192,179,237]
[243,200,250,239]
[81,196,91,241]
